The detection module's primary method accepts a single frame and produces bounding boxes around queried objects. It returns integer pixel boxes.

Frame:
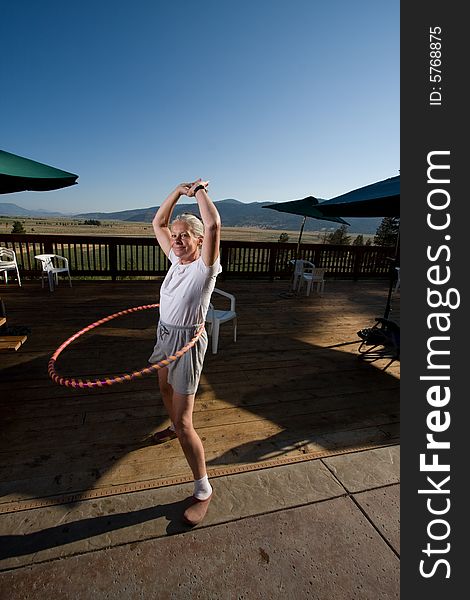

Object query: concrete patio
[0,445,399,599]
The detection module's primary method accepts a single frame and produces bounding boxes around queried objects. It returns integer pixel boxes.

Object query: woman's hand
[187,178,209,197]
[174,183,193,197]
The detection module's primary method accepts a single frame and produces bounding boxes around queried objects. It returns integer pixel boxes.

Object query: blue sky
[1,0,399,214]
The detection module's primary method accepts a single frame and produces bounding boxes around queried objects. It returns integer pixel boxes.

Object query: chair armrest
[212,288,236,311]
[54,255,69,267]
[206,302,215,322]
[35,256,50,270]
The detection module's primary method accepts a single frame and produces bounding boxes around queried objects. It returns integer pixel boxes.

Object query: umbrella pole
[289,216,307,292]
[383,269,395,320]
[295,216,307,260]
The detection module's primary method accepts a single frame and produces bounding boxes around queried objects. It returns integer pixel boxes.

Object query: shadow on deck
[0,278,400,513]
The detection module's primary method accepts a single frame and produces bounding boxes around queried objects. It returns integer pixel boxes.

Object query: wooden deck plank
[0,335,27,351]
[1,390,398,456]
[0,279,399,507]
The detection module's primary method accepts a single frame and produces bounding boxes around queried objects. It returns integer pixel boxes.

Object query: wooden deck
[0,278,400,512]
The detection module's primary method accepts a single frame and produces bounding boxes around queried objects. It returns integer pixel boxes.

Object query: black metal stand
[357,230,400,359]
[383,230,400,320]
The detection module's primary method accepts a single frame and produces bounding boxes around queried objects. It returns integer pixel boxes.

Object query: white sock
[193,475,212,500]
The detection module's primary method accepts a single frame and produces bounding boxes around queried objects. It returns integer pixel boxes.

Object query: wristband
[193,184,206,195]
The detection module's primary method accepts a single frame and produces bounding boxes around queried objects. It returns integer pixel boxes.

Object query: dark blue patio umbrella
[0,150,78,194]
[264,175,400,326]
[316,175,399,218]
[320,175,400,322]
[262,197,349,295]
[263,196,349,223]
[263,175,399,248]
[263,195,349,255]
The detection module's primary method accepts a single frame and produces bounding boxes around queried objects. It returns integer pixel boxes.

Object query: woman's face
[170,221,203,263]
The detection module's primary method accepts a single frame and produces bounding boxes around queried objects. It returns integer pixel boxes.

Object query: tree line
[8,216,400,247]
[278,217,399,246]
[8,219,102,233]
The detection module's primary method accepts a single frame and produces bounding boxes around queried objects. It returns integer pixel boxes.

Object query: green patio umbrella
[0,150,78,194]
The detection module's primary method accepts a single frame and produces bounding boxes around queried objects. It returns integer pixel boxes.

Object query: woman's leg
[157,367,174,424]
[173,391,213,524]
[172,391,207,480]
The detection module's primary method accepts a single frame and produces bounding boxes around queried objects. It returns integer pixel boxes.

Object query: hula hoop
[48,304,205,389]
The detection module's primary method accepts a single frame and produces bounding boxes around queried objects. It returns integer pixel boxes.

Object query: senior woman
[149,179,221,526]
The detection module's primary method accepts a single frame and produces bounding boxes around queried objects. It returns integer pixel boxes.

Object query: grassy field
[0,216,374,243]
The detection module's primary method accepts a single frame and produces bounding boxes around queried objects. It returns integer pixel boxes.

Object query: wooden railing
[0,234,394,281]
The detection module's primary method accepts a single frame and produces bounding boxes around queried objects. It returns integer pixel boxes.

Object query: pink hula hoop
[48,304,205,389]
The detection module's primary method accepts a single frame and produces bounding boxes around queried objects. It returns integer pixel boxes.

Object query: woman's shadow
[0,495,198,560]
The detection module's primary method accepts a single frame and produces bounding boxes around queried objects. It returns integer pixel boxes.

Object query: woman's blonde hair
[171,213,204,238]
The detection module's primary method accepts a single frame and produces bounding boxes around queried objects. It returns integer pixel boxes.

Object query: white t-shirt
[159,249,222,326]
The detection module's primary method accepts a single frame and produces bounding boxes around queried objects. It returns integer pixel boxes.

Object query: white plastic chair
[0,247,21,286]
[291,259,326,295]
[302,265,326,296]
[205,287,237,354]
[291,259,307,292]
[35,254,72,292]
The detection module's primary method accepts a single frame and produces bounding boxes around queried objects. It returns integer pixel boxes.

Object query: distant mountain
[0,200,382,234]
[0,202,65,217]
[76,199,382,234]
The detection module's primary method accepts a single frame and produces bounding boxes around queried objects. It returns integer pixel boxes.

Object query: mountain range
[0,200,382,234]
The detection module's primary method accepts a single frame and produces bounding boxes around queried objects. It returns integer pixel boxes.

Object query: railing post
[109,241,118,281]
[219,243,229,280]
[352,246,364,281]
[268,245,278,280]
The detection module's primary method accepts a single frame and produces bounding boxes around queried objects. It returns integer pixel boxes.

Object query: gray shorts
[148,320,208,396]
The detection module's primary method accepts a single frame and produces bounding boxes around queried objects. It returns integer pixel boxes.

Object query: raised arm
[152,183,191,256]
[188,180,221,267]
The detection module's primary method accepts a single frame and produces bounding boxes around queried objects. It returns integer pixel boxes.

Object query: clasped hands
[176,179,209,198]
